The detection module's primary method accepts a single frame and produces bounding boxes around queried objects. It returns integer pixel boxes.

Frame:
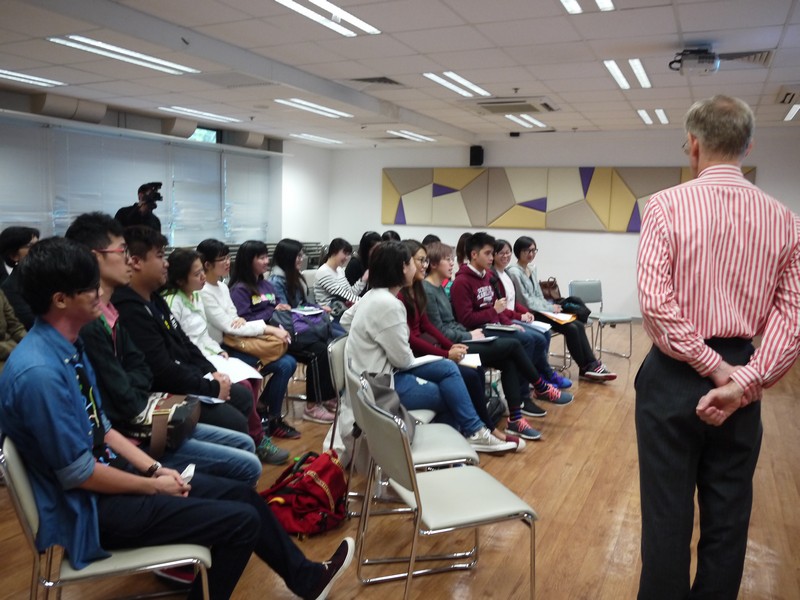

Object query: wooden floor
[1,324,799,600]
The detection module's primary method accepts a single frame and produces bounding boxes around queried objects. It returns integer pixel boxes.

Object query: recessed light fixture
[604,60,630,90]
[423,72,491,98]
[48,35,199,75]
[559,0,583,14]
[654,109,669,124]
[0,69,65,87]
[387,130,436,142]
[504,114,548,129]
[628,59,652,89]
[274,0,380,37]
[275,98,353,118]
[784,104,800,121]
[595,0,615,11]
[290,133,343,144]
[159,106,241,123]
[637,109,654,125]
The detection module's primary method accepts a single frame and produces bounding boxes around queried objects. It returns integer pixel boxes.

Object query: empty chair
[568,279,633,358]
[352,378,538,599]
[0,435,211,600]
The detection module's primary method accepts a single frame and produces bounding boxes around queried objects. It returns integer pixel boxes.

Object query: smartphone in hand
[180,463,195,483]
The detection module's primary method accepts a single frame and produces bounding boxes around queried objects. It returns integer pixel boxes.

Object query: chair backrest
[301,268,318,301]
[327,334,348,397]
[568,279,603,307]
[0,436,41,551]
[355,389,417,493]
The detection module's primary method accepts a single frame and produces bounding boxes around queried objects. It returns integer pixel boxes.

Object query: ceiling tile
[477,16,581,47]
[679,0,792,31]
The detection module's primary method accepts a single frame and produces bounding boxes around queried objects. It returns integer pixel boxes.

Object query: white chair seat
[408,408,435,424]
[409,423,479,467]
[61,545,212,581]
[391,467,535,531]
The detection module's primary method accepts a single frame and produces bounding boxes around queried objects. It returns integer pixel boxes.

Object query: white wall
[286,127,799,317]
[280,142,333,242]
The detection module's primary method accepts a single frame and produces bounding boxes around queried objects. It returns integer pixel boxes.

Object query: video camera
[138,182,163,208]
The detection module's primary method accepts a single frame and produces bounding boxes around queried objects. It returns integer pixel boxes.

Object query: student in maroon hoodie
[450,232,573,409]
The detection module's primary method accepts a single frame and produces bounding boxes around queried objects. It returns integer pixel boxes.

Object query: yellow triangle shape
[489,205,546,229]
[585,168,613,229]
[434,168,486,190]
[382,171,400,224]
[609,170,638,232]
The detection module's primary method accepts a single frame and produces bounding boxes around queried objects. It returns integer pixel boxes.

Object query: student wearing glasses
[506,236,616,382]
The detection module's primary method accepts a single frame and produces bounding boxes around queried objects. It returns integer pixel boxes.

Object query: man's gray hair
[684,95,754,160]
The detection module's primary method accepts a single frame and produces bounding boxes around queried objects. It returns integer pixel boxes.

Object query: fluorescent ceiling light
[628,58,651,89]
[387,130,435,142]
[290,133,343,144]
[637,109,653,125]
[559,0,583,14]
[273,0,357,37]
[654,109,669,124]
[595,0,615,11]
[307,0,380,34]
[0,69,65,87]
[443,71,491,97]
[505,114,534,128]
[423,72,473,97]
[48,35,199,75]
[159,106,241,123]
[275,98,352,118]
[519,114,547,128]
[784,104,800,121]
[604,59,630,90]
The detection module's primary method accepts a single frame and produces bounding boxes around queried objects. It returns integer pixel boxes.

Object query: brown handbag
[539,277,563,302]
[222,333,288,366]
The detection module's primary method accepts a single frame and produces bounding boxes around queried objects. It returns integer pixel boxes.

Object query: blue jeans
[259,354,298,418]
[394,359,484,436]
[150,423,262,487]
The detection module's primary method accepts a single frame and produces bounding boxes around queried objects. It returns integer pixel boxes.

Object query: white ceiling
[1,0,799,148]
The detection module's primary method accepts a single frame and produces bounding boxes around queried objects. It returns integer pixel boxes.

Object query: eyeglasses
[72,283,100,297]
[682,140,689,155]
[95,245,129,258]
[414,256,430,266]
[525,247,538,255]
[496,251,512,258]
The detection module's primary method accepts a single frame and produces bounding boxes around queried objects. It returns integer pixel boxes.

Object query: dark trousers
[456,364,493,429]
[469,336,542,410]
[197,382,253,436]
[291,340,336,403]
[98,473,322,600]
[546,319,596,369]
[634,339,762,600]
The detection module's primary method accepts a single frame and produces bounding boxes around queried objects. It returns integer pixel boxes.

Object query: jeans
[259,354,297,418]
[146,423,262,487]
[98,473,324,600]
[394,359,484,436]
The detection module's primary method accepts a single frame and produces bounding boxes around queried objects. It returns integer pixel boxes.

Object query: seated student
[0,237,354,600]
[65,212,264,483]
[381,230,401,242]
[450,232,573,409]
[423,241,569,441]
[112,226,255,440]
[229,240,337,425]
[0,225,40,329]
[0,289,26,374]
[314,238,368,310]
[400,240,528,446]
[196,239,299,440]
[506,235,616,382]
[491,238,572,389]
[345,240,515,454]
[162,248,296,456]
[345,231,380,287]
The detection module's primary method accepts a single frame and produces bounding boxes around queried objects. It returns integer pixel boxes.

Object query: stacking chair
[0,436,211,600]
[353,383,538,600]
[568,279,633,359]
[327,337,478,517]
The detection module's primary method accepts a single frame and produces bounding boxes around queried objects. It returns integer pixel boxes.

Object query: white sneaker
[467,427,517,454]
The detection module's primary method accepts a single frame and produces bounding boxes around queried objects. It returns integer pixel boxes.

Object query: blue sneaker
[546,371,573,389]
[505,417,542,441]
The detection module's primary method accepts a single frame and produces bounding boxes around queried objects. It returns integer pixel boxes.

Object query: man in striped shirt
[635,95,800,600]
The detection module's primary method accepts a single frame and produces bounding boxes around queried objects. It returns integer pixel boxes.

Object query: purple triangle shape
[627,202,641,232]
[433,183,457,197]
[520,197,547,212]
[579,167,594,198]
[395,199,406,225]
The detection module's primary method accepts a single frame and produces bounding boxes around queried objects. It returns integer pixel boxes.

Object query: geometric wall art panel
[381,166,756,233]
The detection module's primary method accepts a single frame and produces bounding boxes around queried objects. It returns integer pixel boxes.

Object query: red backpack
[260,450,347,538]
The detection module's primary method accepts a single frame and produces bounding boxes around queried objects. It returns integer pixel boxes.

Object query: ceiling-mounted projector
[669,49,720,75]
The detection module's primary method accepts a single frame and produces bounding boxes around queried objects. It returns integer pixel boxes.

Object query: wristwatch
[145,461,162,477]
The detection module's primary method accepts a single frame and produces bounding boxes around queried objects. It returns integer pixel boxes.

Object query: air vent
[776,85,800,104]
[351,76,402,86]
[725,50,773,67]
[468,97,559,115]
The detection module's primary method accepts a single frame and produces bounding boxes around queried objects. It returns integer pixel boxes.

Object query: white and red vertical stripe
[637,164,800,394]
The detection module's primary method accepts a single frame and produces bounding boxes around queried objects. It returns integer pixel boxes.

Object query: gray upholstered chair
[568,279,633,358]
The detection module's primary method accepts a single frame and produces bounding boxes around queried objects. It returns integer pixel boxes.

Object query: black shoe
[304,537,355,600]
[521,399,547,418]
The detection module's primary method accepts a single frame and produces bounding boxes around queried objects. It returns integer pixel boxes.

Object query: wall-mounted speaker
[469,145,484,166]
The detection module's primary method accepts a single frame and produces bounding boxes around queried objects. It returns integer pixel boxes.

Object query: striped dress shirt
[637,164,800,398]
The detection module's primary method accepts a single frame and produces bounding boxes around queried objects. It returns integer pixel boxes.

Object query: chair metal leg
[595,322,632,359]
